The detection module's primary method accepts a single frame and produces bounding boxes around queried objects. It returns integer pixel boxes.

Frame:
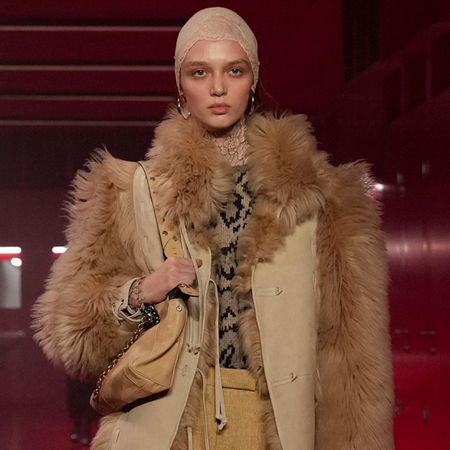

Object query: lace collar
[206,117,249,167]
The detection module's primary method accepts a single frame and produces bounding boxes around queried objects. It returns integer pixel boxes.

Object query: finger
[163,258,190,272]
[168,256,193,267]
[173,259,201,272]
[176,257,201,268]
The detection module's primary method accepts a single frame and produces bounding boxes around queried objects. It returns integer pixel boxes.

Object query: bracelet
[140,303,160,329]
[129,277,160,329]
[129,276,146,307]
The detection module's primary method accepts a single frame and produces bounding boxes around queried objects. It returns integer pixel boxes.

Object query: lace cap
[174,7,259,92]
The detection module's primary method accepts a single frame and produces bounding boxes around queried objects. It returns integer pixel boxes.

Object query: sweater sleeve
[315,163,394,449]
[31,151,143,380]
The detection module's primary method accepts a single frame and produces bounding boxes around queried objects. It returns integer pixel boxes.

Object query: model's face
[180,39,253,133]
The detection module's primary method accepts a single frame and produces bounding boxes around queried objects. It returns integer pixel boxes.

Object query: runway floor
[1,403,98,450]
[1,353,449,449]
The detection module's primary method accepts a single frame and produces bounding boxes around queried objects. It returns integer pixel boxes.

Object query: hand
[133,257,203,306]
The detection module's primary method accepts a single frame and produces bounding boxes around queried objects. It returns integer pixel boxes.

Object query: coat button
[176,305,183,312]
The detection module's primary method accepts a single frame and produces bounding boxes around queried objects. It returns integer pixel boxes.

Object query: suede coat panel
[32,110,393,449]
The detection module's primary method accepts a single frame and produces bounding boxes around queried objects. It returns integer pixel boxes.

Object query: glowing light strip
[0,246,22,255]
[52,246,67,254]
[10,257,22,267]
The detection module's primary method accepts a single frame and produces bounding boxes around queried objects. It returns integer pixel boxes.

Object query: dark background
[1,1,449,449]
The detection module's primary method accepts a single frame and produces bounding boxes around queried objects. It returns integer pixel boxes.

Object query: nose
[210,74,226,96]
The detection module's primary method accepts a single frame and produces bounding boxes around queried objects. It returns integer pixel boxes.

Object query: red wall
[380,0,450,57]
[1,2,449,449]
[313,10,450,447]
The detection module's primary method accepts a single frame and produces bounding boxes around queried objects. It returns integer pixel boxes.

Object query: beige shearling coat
[32,110,393,449]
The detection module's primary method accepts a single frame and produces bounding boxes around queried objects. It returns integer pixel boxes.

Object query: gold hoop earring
[246,91,255,116]
[177,94,191,120]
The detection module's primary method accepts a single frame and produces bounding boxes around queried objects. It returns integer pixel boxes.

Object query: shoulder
[324,162,383,241]
[68,150,138,214]
[248,112,378,211]
[73,149,137,191]
[64,150,138,243]
[328,161,377,208]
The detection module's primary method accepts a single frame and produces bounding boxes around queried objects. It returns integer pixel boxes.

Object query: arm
[32,151,141,379]
[315,163,393,449]
[32,151,199,380]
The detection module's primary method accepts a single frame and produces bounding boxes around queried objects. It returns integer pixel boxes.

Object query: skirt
[191,367,267,450]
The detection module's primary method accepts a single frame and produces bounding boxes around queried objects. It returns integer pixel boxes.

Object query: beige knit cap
[174,7,259,92]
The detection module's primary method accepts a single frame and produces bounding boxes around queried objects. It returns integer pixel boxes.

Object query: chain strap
[91,320,146,404]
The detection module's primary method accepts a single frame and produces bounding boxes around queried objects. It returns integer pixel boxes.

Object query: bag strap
[137,161,182,258]
[91,317,147,407]
[137,162,198,297]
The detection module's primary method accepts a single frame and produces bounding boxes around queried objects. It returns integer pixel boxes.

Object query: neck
[207,117,244,139]
[206,117,248,166]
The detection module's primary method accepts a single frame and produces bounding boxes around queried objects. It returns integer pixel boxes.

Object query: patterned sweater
[213,166,253,368]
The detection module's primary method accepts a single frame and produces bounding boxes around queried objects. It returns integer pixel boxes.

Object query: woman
[32,7,393,450]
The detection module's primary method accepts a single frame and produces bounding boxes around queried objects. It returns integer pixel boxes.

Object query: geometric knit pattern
[213,166,253,368]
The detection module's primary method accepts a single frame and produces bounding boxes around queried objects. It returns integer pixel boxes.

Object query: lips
[209,103,230,114]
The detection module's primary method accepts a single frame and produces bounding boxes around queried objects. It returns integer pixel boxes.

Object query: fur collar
[145,108,332,248]
[147,111,333,449]
[143,110,338,448]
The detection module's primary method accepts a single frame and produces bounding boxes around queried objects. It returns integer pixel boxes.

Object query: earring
[177,94,191,120]
[246,91,255,116]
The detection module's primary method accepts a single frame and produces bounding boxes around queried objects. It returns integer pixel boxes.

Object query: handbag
[90,297,187,415]
[90,162,198,415]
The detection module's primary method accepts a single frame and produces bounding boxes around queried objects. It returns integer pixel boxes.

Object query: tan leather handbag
[90,297,187,415]
[90,162,197,415]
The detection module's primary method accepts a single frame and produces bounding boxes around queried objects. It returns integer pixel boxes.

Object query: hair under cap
[174,7,259,92]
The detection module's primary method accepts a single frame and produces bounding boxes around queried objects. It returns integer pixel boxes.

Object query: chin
[202,115,242,132]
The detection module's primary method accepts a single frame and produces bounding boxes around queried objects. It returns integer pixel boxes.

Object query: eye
[193,68,206,77]
[229,66,242,76]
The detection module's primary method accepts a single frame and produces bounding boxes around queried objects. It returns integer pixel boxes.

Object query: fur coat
[32,109,393,449]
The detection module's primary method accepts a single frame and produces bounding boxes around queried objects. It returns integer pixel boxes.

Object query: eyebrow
[183,59,250,68]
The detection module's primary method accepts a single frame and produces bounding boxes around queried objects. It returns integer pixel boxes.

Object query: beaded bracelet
[139,303,161,329]
[129,277,160,328]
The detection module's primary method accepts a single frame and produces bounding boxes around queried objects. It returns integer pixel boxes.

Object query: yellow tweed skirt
[191,367,267,450]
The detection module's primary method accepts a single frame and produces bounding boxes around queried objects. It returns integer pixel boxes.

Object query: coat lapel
[145,108,331,261]
[144,109,333,448]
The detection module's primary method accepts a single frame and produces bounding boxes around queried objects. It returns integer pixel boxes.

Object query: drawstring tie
[180,219,204,355]
[200,370,210,450]
[186,280,228,450]
[180,220,227,446]
[187,426,194,450]
[210,278,228,430]
[191,368,211,450]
